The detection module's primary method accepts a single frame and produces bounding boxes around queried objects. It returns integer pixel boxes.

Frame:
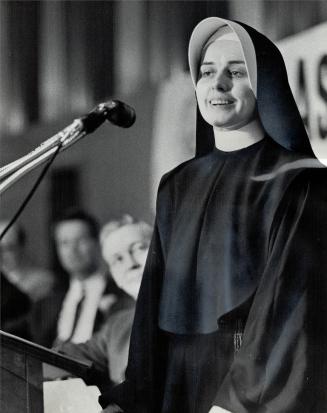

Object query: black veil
[193,19,315,158]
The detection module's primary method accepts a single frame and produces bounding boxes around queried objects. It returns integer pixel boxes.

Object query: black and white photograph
[1,1,327,412]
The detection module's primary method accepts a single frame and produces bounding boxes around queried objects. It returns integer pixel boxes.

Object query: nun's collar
[214,118,265,152]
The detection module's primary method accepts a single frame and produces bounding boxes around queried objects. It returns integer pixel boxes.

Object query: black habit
[100,18,327,413]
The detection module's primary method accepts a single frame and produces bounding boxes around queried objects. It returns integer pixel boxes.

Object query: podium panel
[1,345,43,413]
[0,330,93,413]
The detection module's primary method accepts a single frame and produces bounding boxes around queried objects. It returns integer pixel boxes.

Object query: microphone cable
[0,141,63,241]
[0,99,136,241]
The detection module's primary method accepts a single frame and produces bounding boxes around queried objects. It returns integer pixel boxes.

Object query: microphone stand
[0,119,84,194]
[0,99,135,241]
[0,101,114,195]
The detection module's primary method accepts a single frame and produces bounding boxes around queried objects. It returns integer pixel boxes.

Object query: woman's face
[196,39,256,130]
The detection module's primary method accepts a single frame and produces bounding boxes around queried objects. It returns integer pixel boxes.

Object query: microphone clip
[80,102,112,134]
[81,100,136,133]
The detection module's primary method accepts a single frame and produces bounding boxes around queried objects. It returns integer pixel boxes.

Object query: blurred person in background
[0,221,55,341]
[55,215,152,391]
[0,221,55,302]
[52,209,123,346]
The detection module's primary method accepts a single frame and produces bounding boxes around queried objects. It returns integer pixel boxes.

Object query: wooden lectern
[0,330,93,413]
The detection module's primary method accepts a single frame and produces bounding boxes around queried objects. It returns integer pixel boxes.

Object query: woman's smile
[208,97,235,107]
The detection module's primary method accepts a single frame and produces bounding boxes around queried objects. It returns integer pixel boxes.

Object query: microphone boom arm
[0,100,135,195]
[0,119,84,181]
[0,120,86,194]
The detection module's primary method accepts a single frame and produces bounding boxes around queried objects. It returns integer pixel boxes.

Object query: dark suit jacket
[29,272,129,348]
[56,300,135,390]
[1,271,31,338]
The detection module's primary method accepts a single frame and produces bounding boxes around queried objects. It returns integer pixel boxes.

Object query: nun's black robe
[100,19,327,413]
[100,137,327,413]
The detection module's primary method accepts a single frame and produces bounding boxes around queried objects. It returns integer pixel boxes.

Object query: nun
[100,17,327,413]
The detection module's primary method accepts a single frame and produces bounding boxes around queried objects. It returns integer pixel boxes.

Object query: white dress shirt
[57,272,107,344]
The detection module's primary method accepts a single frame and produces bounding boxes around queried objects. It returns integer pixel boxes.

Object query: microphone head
[104,100,136,128]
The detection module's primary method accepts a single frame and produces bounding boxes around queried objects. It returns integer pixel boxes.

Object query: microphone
[81,100,136,133]
[0,99,136,192]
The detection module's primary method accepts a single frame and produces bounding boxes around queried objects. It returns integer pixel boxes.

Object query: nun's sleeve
[213,170,327,413]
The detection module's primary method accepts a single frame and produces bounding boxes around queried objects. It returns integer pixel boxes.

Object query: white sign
[278,23,327,161]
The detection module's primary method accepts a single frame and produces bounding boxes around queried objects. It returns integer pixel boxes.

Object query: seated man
[53,209,123,346]
[0,221,55,303]
[1,221,55,343]
[55,215,152,389]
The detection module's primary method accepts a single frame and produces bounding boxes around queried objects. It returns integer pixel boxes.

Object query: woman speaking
[100,17,327,413]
